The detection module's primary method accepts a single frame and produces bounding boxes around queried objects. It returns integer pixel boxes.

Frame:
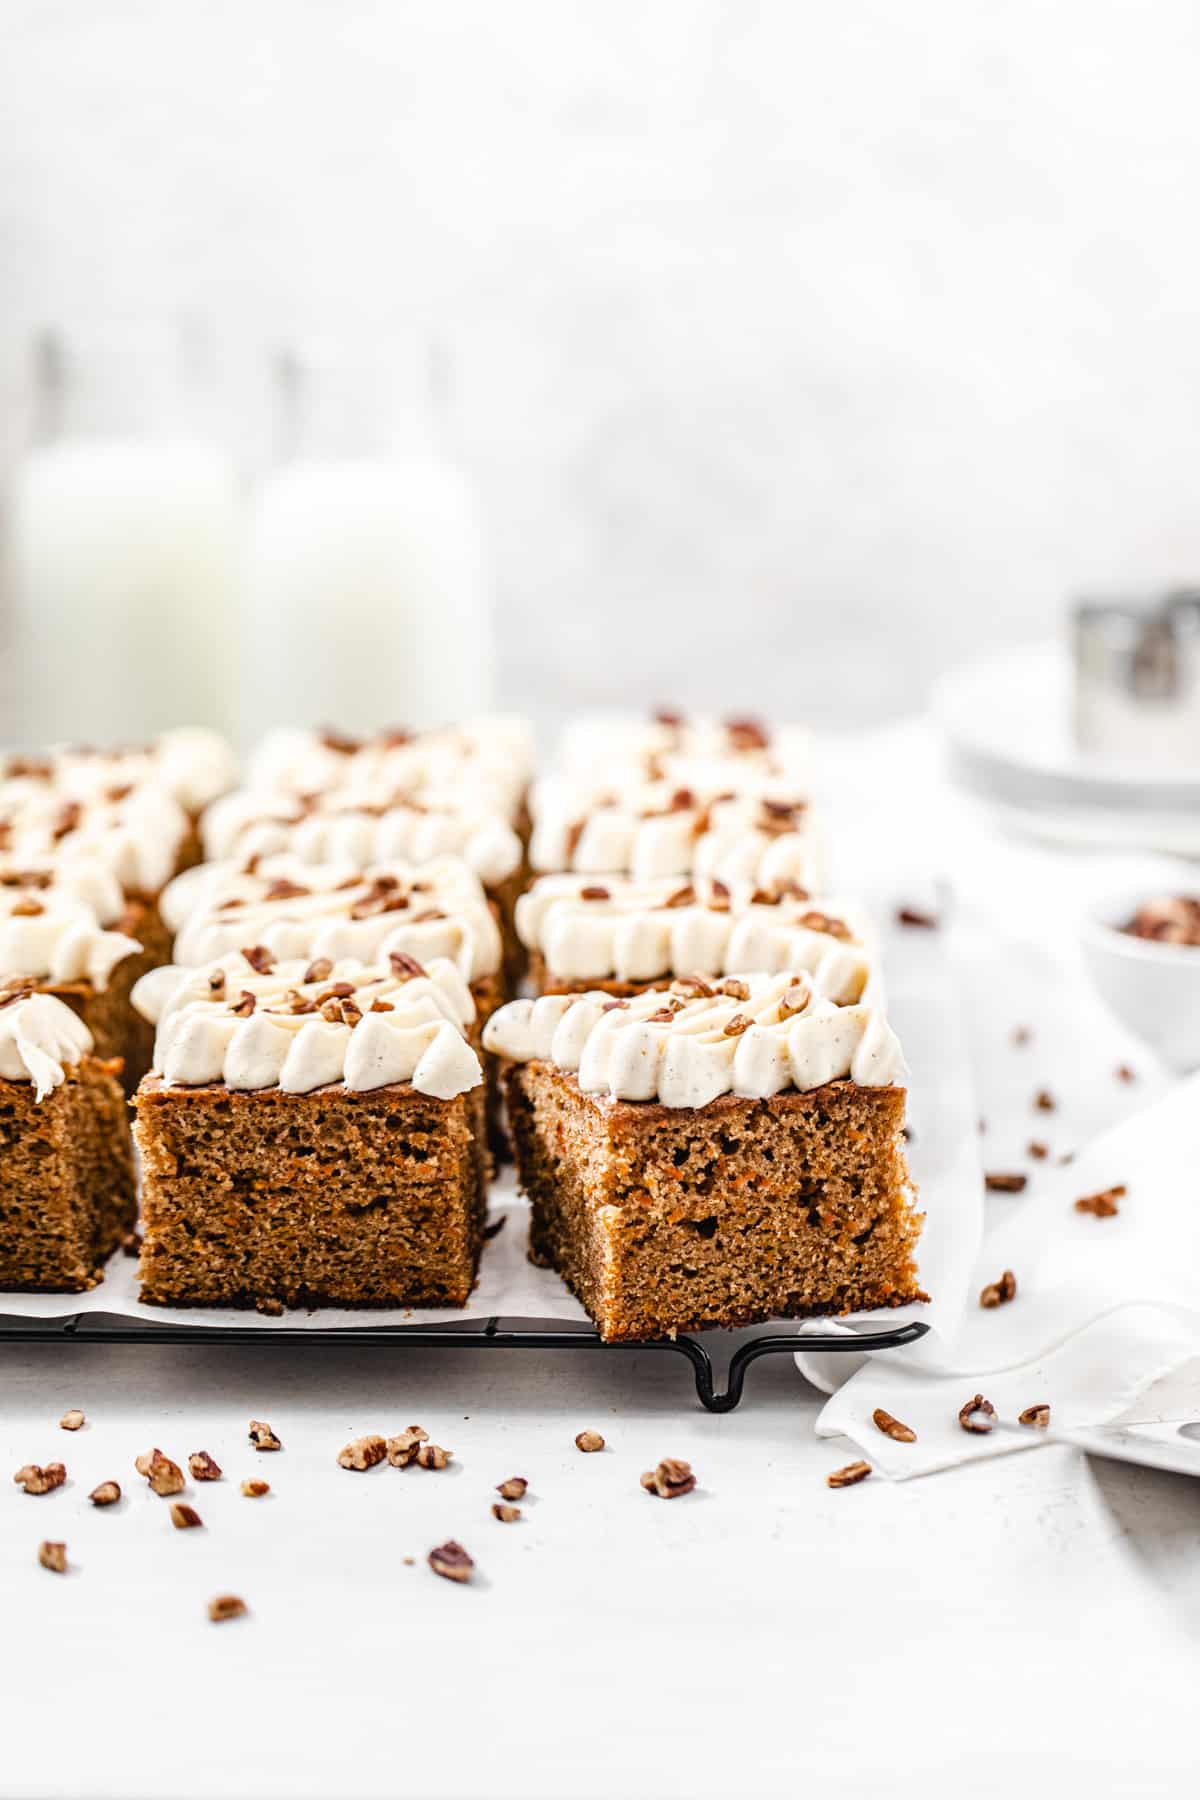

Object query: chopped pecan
[38,1540,67,1573]
[88,1480,120,1507]
[207,1594,248,1623]
[979,1269,1017,1309]
[722,1012,751,1037]
[1011,1024,1032,1046]
[1115,1064,1136,1084]
[10,896,44,917]
[778,982,811,1020]
[120,1229,142,1258]
[240,945,275,974]
[574,1430,605,1454]
[872,1408,916,1444]
[415,1443,452,1471]
[640,1458,696,1498]
[496,1477,527,1500]
[389,950,427,980]
[1019,1404,1051,1429]
[59,1409,84,1432]
[984,1172,1027,1193]
[188,1451,222,1482]
[579,885,610,901]
[206,970,226,997]
[337,1434,387,1471]
[169,1503,203,1530]
[896,906,938,929]
[1034,1088,1055,1111]
[14,1462,66,1496]
[229,990,256,1017]
[1074,1185,1125,1218]
[428,1540,474,1583]
[646,1006,678,1024]
[241,1479,271,1497]
[958,1394,996,1435]
[662,884,696,909]
[671,974,714,999]
[725,716,769,750]
[827,1461,872,1488]
[248,1420,281,1453]
[1027,1141,1049,1160]
[386,1426,429,1468]
[491,1503,522,1522]
[304,957,333,984]
[707,879,732,912]
[797,909,850,941]
[136,1449,185,1496]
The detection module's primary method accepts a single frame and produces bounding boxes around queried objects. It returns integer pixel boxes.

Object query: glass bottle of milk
[7,324,240,745]
[242,338,494,740]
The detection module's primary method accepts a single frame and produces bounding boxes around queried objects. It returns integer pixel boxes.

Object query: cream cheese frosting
[159,855,502,982]
[0,781,191,895]
[482,973,904,1108]
[133,950,481,1100]
[244,715,535,823]
[0,989,95,1099]
[48,728,238,814]
[516,874,874,1000]
[529,776,825,889]
[200,792,522,888]
[0,857,129,928]
[0,888,142,990]
[554,714,812,791]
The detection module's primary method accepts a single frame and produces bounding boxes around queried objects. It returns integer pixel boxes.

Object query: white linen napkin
[799,741,1200,1477]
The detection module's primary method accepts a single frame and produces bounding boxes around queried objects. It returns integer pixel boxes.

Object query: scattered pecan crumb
[640,1458,696,1498]
[402,1555,415,1565]
[1074,1184,1125,1218]
[984,1172,1027,1193]
[169,1503,203,1530]
[1019,1404,1051,1429]
[491,1503,522,1522]
[59,1409,85,1432]
[207,1594,247,1623]
[1027,1141,1049,1160]
[428,1540,474,1583]
[14,1462,66,1496]
[415,1443,452,1471]
[496,1477,527,1500]
[896,906,938,929]
[38,1540,67,1573]
[575,1430,605,1453]
[188,1451,222,1482]
[248,1419,281,1452]
[958,1394,996,1435]
[827,1461,872,1488]
[136,1449,185,1496]
[872,1408,916,1444]
[1115,1064,1136,1084]
[979,1269,1018,1309]
[1033,1088,1055,1111]
[88,1480,120,1507]
[241,1479,270,1498]
[1011,1024,1032,1046]
[386,1426,429,1468]
[337,1434,388,1471]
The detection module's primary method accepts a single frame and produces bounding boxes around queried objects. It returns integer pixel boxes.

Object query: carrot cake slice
[517,872,873,1001]
[484,974,922,1342]
[0,990,136,1292]
[131,952,486,1310]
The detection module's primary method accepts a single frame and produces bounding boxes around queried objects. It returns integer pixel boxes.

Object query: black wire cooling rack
[0,1311,929,1412]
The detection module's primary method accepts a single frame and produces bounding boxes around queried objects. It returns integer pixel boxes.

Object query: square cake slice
[132,951,486,1310]
[485,975,923,1342]
[0,993,136,1292]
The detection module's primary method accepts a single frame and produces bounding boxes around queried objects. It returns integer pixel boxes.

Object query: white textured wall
[5,0,1200,728]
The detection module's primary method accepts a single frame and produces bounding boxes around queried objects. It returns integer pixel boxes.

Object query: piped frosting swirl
[160,855,501,982]
[517,873,873,999]
[0,989,95,1099]
[133,951,482,1099]
[0,886,142,990]
[482,973,904,1108]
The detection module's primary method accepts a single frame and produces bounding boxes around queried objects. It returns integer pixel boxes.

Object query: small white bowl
[1080,891,1200,1071]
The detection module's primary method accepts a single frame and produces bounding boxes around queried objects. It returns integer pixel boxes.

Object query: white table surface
[3,722,1198,1800]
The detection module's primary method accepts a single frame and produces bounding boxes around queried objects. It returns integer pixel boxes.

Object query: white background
[5,1,1200,725]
